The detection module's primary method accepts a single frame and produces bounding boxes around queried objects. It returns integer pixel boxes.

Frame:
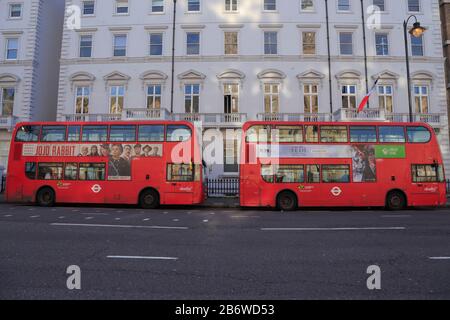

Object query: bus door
[409,164,441,205]
[164,163,194,204]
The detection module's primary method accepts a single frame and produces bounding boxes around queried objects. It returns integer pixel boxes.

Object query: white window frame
[263,83,280,113]
[74,86,90,115]
[303,84,319,114]
[146,84,162,110]
[264,31,278,55]
[341,84,357,109]
[150,0,165,14]
[5,37,19,60]
[302,31,316,55]
[372,0,386,12]
[149,32,163,56]
[413,85,429,114]
[375,32,389,56]
[224,31,239,55]
[184,84,200,113]
[411,34,425,57]
[8,3,23,19]
[112,33,127,57]
[109,85,125,114]
[0,87,15,117]
[114,0,129,15]
[407,0,421,13]
[225,0,239,12]
[223,83,240,113]
[187,0,201,13]
[186,31,201,56]
[377,84,394,113]
[339,32,353,56]
[300,0,315,12]
[263,0,277,12]
[79,34,93,58]
[337,0,351,12]
[82,1,96,16]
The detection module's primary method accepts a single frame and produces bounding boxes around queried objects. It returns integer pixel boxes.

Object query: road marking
[85,217,94,220]
[202,219,209,223]
[115,218,121,221]
[80,212,108,216]
[381,215,411,218]
[261,227,406,231]
[72,210,79,212]
[429,257,450,260]
[4,215,12,217]
[173,219,179,222]
[143,218,150,221]
[107,255,178,261]
[163,212,169,214]
[30,215,40,218]
[51,223,188,230]
[209,212,215,215]
[231,215,260,218]
[58,216,65,219]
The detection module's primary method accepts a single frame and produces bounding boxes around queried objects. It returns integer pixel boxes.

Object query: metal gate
[206,177,239,197]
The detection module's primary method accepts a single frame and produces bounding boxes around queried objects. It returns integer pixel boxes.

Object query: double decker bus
[6,120,204,208]
[240,121,446,211]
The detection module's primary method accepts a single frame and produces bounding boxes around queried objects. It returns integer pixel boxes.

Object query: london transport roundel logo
[91,184,102,193]
[331,186,342,197]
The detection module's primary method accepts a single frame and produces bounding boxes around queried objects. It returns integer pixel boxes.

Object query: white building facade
[0,0,65,170]
[57,0,450,178]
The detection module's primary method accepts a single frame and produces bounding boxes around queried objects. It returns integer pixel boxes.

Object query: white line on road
[261,227,406,231]
[429,257,450,260]
[51,223,188,230]
[143,218,150,221]
[231,215,260,218]
[107,255,178,261]
[381,215,411,218]
[4,215,12,217]
[85,217,94,220]
[30,215,40,218]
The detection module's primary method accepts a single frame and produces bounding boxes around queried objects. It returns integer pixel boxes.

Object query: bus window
[305,125,319,143]
[138,125,164,142]
[64,163,78,180]
[350,126,377,143]
[273,126,303,143]
[261,165,274,183]
[79,163,106,181]
[379,126,405,143]
[167,125,191,142]
[82,126,108,142]
[38,163,63,180]
[306,165,320,183]
[407,126,431,143]
[110,125,136,142]
[246,125,270,143]
[412,164,445,183]
[274,165,304,183]
[167,163,194,181]
[25,162,36,180]
[322,165,350,183]
[15,125,40,142]
[320,126,348,143]
[41,126,67,142]
[68,126,81,142]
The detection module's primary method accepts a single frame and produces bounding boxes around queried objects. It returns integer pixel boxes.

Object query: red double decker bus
[6,120,204,208]
[240,121,446,210]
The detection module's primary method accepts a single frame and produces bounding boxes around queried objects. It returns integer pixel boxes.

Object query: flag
[357,78,380,113]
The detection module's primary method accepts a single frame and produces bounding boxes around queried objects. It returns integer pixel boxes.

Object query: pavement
[0,202,450,299]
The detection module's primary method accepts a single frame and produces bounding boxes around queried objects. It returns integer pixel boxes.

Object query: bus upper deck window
[407,126,431,143]
[68,126,81,142]
[82,125,108,142]
[246,125,269,143]
[320,126,348,143]
[305,125,319,143]
[110,125,137,142]
[273,126,303,143]
[15,125,40,142]
[41,126,67,142]
[379,126,405,143]
[138,125,164,142]
[167,125,191,142]
[350,126,377,143]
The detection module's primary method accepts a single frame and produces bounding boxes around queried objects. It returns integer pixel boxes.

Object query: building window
[378,85,393,113]
[264,31,278,55]
[341,85,357,109]
[411,35,424,56]
[150,33,163,56]
[75,87,90,115]
[414,85,429,113]
[338,0,350,11]
[339,32,353,55]
[187,0,200,12]
[184,84,200,113]
[301,0,314,11]
[264,84,280,113]
[225,0,238,12]
[224,84,239,113]
[9,3,22,18]
[302,32,316,55]
[408,0,420,12]
[110,86,125,114]
[224,32,238,55]
[147,85,162,110]
[82,1,95,15]
[264,0,277,11]
[186,32,200,55]
[79,35,93,57]
[0,88,15,116]
[303,84,318,113]
[372,0,385,11]
[151,0,164,13]
[113,34,127,56]
[115,0,129,14]
[6,38,19,60]
[375,33,389,56]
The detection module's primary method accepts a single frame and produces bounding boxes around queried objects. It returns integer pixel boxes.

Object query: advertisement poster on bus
[351,145,376,183]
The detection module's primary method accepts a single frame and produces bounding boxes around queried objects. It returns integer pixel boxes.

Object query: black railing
[207,178,239,197]
[1,175,5,193]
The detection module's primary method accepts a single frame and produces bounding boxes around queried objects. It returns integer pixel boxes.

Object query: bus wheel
[139,189,159,209]
[36,187,55,207]
[277,191,297,211]
[386,191,406,211]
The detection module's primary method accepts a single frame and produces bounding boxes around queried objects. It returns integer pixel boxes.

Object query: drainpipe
[325,0,333,115]
[361,0,370,108]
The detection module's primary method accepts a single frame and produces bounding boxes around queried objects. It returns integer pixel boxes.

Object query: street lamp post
[403,15,426,123]
[170,0,177,114]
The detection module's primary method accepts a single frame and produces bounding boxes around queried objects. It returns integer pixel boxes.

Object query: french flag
[357,78,380,113]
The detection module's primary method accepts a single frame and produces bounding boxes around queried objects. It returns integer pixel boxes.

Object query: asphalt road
[0,202,449,300]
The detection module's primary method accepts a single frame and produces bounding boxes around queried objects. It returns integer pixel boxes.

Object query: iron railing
[206,177,239,197]
[1,175,5,193]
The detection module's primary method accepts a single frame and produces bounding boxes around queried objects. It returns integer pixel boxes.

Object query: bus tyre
[139,189,159,209]
[386,191,406,211]
[277,191,297,211]
[36,187,55,207]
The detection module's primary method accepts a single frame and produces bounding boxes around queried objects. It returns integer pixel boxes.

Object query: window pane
[79,163,106,181]
[188,0,200,11]
[274,165,305,183]
[82,126,108,142]
[15,125,40,142]
[167,125,192,142]
[138,125,164,142]
[306,165,320,183]
[110,125,136,142]
[305,125,319,143]
[407,126,431,143]
[41,126,67,142]
[320,126,348,143]
[273,126,303,143]
[350,126,377,143]
[264,0,276,10]
[246,125,270,143]
[64,163,78,180]
[38,163,63,180]
[152,0,164,12]
[83,1,95,15]
[25,162,36,180]
[379,126,405,143]
[167,164,194,181]
[67,126,81,142]
[322,165,350,183]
